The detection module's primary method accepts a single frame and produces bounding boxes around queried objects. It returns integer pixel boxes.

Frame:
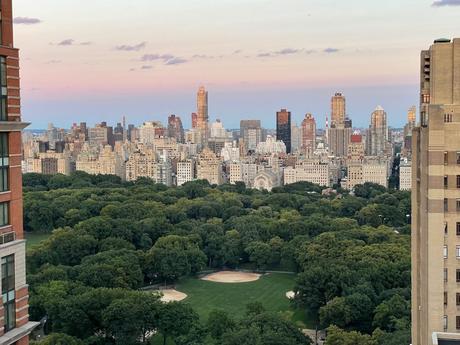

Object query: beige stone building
[196,148,223,185]
[125,150,172,186]
[346,157,389,190]
[283,160,330,186]
[229,161,259,187]
[412,38,460,345]
[77,145,125,179]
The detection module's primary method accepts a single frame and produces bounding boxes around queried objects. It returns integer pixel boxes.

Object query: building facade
[276,109,291,154]
[167,115,184,144]
[0,1,39,343]
[412,38,460,345]
[240,120,263,152]
[301,113,316,157]
[331,92,346,126]
[368,106,389,156]
[196,87,209,146]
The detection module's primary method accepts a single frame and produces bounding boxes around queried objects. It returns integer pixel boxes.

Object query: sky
[12,0,460,129]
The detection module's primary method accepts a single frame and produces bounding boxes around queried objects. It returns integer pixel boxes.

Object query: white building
[253,170,281,191]
[221,142,240,162]
[256,136,286,155]
[399,159,412,191]
[177,160,195,186]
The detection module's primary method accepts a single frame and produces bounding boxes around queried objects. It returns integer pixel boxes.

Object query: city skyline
[13,0,460,129]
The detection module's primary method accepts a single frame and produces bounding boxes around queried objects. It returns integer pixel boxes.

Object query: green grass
[25,232,51,249]
[176,273,315,328]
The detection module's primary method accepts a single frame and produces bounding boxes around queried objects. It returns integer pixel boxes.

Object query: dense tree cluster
[25,172,411,344]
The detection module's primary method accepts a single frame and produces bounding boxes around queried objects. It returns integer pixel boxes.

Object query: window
[445,222,448,235]
[457,199,460,212]
[445,151,449,165]
[457,316,460,330]
[0,202,8,227]
[458,176,460,189]
[0,133,8,192]
[444,315,448,331]
[445,292,448,305]
[457,222,460,236]
[0,57,6,121]
[444,114,453,123]
[445,268,448,282]
[456,246,460,258]
[457,293,460,306]
[2,255,15,332]
[444,245,448,259]
[457,152,460,165]
[445,198,449,212]
[445,176,449,189]
[457,269,460,282]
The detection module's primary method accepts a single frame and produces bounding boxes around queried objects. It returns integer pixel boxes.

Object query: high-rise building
[276,109,291,153]
[191,113,198,129]
[331,92,346,126]
[0,1,40,343]
[291,123,301,153]
[403,106,417,153]
[368,106,388,156]
[412,38,460,345]
[168,115,185,143]
[328,124,352,158]
[89,122,114,147]
[301,114,316,156]
[196,86,209,145]
[240,120,263,152]
[139,121,165,144]
[328,93,352,158]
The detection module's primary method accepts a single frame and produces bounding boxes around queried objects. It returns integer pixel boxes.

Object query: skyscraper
[301,113,316,156]
[331,92,346,126]
[403,106,417,153]
[276,109,291,153]
[240,120,263,152]
[191,113,198,129]
[168,114,185,143]
[368,106,388,156]
[0,1,39,343]
[412,38,460,345]
[196,86,209,145]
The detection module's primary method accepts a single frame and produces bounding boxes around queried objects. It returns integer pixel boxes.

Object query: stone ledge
[0,122,30,132]
[0,321,40,345]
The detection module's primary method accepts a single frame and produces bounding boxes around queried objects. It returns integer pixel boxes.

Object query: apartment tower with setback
[0,1,39,344]
[412,38,460,345]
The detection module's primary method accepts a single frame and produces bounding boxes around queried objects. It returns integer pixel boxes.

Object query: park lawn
[176,273,315,328]
[25,232,51,249]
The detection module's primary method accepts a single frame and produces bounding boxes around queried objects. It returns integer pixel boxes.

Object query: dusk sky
[13,0,460,129]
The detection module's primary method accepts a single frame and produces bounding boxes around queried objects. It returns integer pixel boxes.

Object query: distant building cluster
[22,86,414,192]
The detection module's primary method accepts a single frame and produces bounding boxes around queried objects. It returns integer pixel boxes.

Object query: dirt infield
[158,289,188,302]
[201,271,262,283]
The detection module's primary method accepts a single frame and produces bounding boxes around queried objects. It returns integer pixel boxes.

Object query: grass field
[25,232,51,249]
[176,273,315,329]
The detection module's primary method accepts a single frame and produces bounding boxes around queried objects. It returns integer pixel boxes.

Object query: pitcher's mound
[158,289,187,303]
[201,271,262,283]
